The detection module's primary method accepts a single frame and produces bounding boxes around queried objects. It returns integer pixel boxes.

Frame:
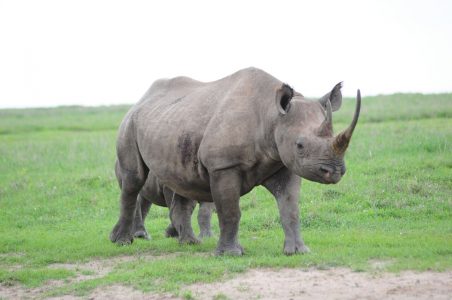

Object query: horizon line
[1,91,451,110]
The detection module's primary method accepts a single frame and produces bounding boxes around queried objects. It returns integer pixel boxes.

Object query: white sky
[0,0,451,108]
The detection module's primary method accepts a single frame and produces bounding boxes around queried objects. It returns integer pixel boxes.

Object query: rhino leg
[210,170,243,256]
[263,167,309,255]
[198,202,214,238]
[110,123,148,245]
[165,223,179,238]
[110,172,146,245]
[162,188,180,238]
[165,188,200,244]
[133,194,152,240]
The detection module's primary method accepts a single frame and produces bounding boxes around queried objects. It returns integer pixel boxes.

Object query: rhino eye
[296,141,304,150]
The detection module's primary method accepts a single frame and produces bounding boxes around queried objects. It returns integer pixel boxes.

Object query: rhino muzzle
[318,164,346,184]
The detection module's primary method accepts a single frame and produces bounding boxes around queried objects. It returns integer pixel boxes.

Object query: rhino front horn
[333,89,361,154]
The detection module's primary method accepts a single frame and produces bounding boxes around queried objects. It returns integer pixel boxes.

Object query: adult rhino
[110,67,361,255]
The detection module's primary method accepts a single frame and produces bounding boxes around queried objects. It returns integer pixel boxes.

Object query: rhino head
[274,82,361,184]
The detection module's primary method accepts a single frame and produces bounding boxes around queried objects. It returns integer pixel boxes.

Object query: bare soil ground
[1,255,451,300]
[186,268,452,300]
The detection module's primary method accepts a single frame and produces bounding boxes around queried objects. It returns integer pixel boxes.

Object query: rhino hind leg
[165,188,200,245]
[110,121,148,245]
[110,172,146,245]
[165,201,213,239]
[162,189,180,238]
[133,194,152,240]
[165,223,179,238]
[198,202,214,238]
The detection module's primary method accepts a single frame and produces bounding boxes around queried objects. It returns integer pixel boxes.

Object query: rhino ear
[276,83,294,115]
[319,82,342,112]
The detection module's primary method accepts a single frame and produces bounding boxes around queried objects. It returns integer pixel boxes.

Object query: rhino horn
[333,89,361,154]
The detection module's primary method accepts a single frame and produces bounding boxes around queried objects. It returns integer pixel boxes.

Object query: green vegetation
[0,93,451,296]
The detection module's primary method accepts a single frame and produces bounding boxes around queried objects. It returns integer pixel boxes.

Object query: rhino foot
[165,224,179,238]
[110,223,134,245]
[133,229,150,240]
[179,235,201,245]
[284,242,310,255]
[165,222,202,244]
[215,244,244,256]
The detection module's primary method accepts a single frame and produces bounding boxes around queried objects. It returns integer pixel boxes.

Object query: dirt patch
[186,268,452,300]
[0,253,177,300]
[47,253,172,282]
[1,264,451,300]
[45,285,175,300]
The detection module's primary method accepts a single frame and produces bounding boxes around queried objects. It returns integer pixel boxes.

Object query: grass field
[0,93,451,297]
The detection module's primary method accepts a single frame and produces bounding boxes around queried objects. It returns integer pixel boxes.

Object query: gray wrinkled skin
[115,162,214,244]
[110,67,361,255]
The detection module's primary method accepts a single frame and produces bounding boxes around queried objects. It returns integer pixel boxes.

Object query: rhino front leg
[198,202,214,238]
[133,194,152,240]
[263,167,309,255]
[166,189,200,244]
[210,170,243,256]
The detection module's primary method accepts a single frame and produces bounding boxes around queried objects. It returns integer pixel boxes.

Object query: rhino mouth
[304,165,342,184]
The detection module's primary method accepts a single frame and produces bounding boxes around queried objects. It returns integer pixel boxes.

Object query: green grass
[0,93,451,296]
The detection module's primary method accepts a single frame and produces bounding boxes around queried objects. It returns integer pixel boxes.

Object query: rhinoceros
[115,162,215,243]
[110,67,361,255]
